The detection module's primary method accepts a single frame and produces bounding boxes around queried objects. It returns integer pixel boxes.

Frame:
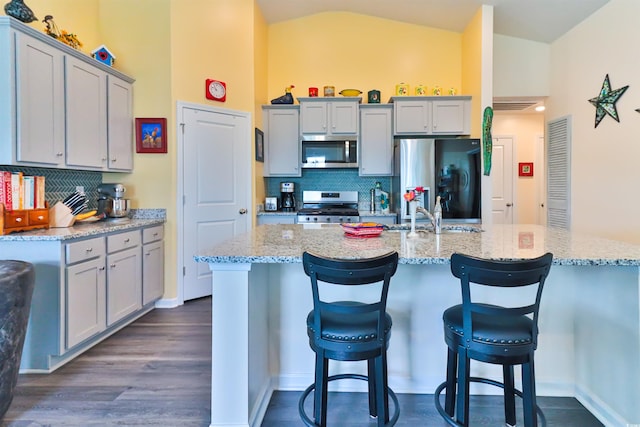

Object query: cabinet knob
[16,217,22,222]
[111,158,117,162]
[86,248,93,252]
[110,263,116,268]
[124,238,130,243]
[38,215,44,220]
[145,252,151,256]
[506,203,513,207]
[102,157,107,161]
[56,152,63,157]
[153,232,158,237]
[99,266,105,271]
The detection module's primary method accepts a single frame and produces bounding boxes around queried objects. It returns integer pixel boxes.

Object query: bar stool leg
[367,359,377,418]
[444,347,457,416]
[503,365,516,426]
[379,351,390,425]
[314,354,329,427]
[522,358,538,427]
[455,348,470,426]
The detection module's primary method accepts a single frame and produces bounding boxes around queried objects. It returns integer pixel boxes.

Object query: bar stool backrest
[303,251,398,350]
[450,252,553,353]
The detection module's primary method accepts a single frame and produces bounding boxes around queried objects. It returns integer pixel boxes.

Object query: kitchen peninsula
[196,224,639,427]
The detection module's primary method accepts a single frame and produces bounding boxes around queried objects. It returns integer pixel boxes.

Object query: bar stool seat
[434,252,553,427]
[298,251,400,427]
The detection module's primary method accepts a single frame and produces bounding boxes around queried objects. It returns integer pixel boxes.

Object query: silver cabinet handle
[86,247,93,253]
[239,208,247,214]
[99,266,105,271]
[56,152,63,157]
[124,238,130,243]
[110,263,116,268]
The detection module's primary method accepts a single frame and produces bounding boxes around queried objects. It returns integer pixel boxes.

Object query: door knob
[239,208,247,214]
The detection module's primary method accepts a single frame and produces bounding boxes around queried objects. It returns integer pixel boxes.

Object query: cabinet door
[394,100,430,134]
[360,106,393,176]
[330,102,358,134]
[66,257,106,349]
[65,56,108,169]
[142,240,164,305]
[300,102,327,134]
[106,246,141,325]
[15,33,65,165]
[264,107,300,177]
[432,100,468,135]
[107,75,133,171]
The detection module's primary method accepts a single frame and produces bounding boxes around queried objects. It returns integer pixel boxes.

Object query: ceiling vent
[493,101,539,111]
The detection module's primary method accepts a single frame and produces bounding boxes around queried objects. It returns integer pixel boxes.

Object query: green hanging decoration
[482,106,493,176]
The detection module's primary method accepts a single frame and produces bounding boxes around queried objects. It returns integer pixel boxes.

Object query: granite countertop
[0,209,165,241]
[195,223,640,266]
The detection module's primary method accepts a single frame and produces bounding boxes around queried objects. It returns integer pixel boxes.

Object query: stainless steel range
[297,191,360,224]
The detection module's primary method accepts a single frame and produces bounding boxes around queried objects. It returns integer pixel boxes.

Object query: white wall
[548,0,640,243]
[494,34,550,98]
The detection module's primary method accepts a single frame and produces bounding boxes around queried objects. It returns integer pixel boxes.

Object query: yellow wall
[20,0,101,50]
[268,12,462,102]
[461,7,484,138]
[253,3,268,213]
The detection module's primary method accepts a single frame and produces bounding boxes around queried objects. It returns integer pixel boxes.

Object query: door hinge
[183,195,186,205]
[183,266,186,276]
[180,123,185,133]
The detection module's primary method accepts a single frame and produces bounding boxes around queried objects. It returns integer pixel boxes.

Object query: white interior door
[491,136,514,224]
[179,103,251,301]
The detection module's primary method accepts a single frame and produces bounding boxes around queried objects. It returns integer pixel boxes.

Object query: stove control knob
[326,217,331,222]
[313,217,318,222]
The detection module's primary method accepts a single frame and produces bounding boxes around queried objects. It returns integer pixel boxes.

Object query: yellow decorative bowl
[339,89,362,97]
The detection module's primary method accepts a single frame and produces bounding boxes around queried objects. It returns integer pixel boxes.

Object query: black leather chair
[434,252,553,427]
[298,251,400,427]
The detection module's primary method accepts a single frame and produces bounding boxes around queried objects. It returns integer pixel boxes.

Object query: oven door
[301,139,358,168]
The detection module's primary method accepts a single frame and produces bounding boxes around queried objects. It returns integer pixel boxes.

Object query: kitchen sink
[383,224,482,233]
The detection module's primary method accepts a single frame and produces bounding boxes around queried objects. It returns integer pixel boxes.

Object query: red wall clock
[205,79,226,102]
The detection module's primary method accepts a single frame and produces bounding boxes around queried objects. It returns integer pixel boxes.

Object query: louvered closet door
[547,116,571,228]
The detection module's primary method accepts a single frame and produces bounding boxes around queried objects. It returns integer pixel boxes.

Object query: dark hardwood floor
[3,297,603,426]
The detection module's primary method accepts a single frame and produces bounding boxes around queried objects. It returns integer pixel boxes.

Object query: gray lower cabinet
[65,238,107,349]
[0,223,163,372]
[106,231,142,325]
[142,225,164,305]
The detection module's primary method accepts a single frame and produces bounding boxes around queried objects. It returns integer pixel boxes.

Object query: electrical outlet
[76,186,84,194]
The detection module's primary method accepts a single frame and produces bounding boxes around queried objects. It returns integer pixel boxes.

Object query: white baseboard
[575,384,628,427]
[249,378,274,427]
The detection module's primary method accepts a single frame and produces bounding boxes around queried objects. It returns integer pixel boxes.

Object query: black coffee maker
[280,182,296,212]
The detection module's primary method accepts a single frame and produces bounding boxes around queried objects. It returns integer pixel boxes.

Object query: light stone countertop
[0,209,165,241]
[195,223,640,266]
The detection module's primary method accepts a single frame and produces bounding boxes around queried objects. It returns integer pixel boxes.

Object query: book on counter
[0,171,45,211]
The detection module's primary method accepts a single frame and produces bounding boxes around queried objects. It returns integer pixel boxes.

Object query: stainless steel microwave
[301,137,358,168]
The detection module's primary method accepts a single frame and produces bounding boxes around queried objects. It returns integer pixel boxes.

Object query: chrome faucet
[415,206,436,228]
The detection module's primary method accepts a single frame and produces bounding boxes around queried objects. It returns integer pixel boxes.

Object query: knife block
[49,202,76,228]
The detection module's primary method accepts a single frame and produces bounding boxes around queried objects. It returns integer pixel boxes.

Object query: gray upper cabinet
[0,17,135,171]
[263,105,300,177]
[392,96,471,136]
[299,97,360,136]
[359,104,393,176]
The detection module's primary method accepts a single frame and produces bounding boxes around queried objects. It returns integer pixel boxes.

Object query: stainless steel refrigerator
[392,138,481,223]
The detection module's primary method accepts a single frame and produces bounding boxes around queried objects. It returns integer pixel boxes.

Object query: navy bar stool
[434,252,553,427]
[298,251,400,427]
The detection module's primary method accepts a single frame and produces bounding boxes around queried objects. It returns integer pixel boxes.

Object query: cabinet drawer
[28,208,49,225]
[107,230,140,253]
[4,210,29,228]
[142,225,164,244]
[66,237,106,264]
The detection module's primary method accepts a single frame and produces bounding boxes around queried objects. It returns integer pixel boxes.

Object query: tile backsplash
[0,166,102,209]
[265,169,392,209]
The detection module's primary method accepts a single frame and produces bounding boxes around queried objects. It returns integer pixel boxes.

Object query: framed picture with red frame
[519,162,533,177]
[136,118,167,153]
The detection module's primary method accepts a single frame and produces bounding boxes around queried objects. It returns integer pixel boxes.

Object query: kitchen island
[195,224,640,427]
